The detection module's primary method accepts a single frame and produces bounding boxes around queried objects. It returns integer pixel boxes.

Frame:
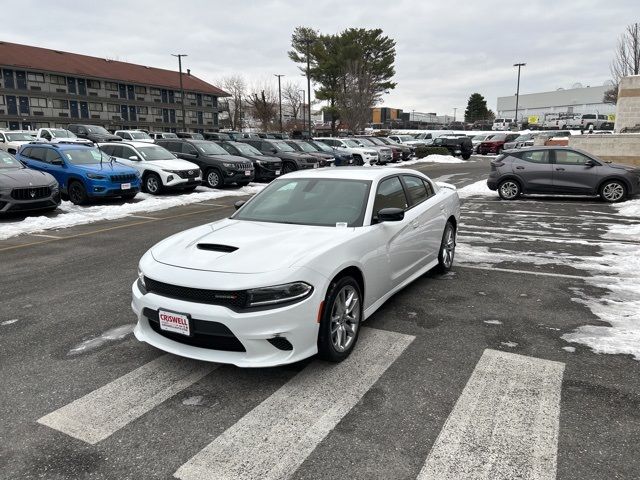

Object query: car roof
[99,141,157,148]
[24,142,93,150]
[282,167,427,181]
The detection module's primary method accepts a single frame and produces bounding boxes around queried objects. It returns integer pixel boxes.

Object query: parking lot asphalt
[1,157,639,479]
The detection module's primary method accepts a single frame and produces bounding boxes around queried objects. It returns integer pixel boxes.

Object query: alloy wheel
[602,182,625,202]
[330,285,360,352]
[146,176,159,194]
[207,170,221,188]
[69,182,85,204]
[443,227,456,268]
[499,181,519,200]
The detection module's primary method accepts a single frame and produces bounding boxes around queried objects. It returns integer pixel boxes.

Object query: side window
[45,149,62,164]
[554,150,592,165]
[107,145,125,158]
[182,143,198,155]
[41,130,52,141]
[21,147,32,158]
[519,151,549,164]
[120,146,137,159]
[30,147,47,162]
[403,175,429,205]
[423,180,435,197]
[373,176,408,217]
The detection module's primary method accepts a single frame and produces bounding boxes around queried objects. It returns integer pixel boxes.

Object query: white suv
[387,134,426,148]
[0,130,36,154]
[35,128,92,145]
[314,137,378,165]
[114,130,154,143]
[98,141,201,194]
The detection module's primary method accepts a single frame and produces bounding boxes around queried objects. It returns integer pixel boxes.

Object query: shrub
[414,146,450,158]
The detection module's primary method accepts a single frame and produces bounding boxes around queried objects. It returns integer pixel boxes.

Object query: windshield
[233,178,371,227]
[62,148,110,165]
[398,135,414,141]
[293,141,316,153]
[489,134,507,141]
[194,142,228,155]
[514,134,531,141]
[162,133,178,138]
[0,151,23,169]
[5,133,35,141]
[130,132,152,140]
[310,141,333,153]
[189,133,205,140]
[356,138,375,146]
[472,135,487,141]
[367,137,385,145]
[343,139,361,148]
[51,129,77,139]
[138,146,175,161]
[273,141,295,152]
[234,143,263,156]
[86,126,110,135]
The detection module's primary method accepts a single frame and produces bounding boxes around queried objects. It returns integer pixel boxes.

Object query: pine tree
[464,93,491,123]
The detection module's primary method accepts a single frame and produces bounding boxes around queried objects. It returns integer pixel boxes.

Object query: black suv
[217,141,282,182]
[176,132,205,140]
[156,139,254,188]
[432,136,473,160]
[239,139,319,174]
[203,132,232,141]
[285,140,334,167]
[67,124,121,143]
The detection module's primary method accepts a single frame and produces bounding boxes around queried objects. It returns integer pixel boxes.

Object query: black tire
[68,180,88,205]
[437,222,456,273]
[462,153,471,160]
[352,154,363,166]
[599,180,627,203]
[205,168,223,189]
[144,173,162,195]
[282,162,297,174]
[317,276,363,362]
[60,192,69,201]
[497,179,521,200]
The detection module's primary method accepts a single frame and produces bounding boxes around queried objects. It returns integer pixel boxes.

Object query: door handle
[515,166,525,170]
[555,168,565,171]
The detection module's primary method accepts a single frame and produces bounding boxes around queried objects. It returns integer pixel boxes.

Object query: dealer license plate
[158,309,191,336]
[121,183,131,190]
[244,170,251,176]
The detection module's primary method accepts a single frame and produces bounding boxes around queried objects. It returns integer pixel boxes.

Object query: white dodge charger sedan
[132,168,461,367]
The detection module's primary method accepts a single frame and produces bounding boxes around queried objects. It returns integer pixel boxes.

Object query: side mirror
[270,148,278,154]
[585,159,598,167]
[128,156,139,161]
[377,207,404,223]
[173,153,179,158]
[234,200,246,210]
[51,159,64,166]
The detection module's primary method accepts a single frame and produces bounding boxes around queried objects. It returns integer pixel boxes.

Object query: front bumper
[220,169,255,184]
[255,163,282,180]
[0,190,61,213]
[131,275,325,368]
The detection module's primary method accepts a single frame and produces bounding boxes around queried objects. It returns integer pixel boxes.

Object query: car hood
[142,159,199,170]
[7,140,32,147]
[606,162,640,173]
[0,168,54,187]
[151,218,353,274]
[246,154,281,164]
[204,154,251,164]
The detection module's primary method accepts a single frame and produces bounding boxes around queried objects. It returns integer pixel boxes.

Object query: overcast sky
[3,0,637,116]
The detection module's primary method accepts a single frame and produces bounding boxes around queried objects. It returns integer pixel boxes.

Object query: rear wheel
[317,276,362,362]
[498,179,521,200]
[68,180,88,205]
[437,222,456,273]
[600,180,626,203]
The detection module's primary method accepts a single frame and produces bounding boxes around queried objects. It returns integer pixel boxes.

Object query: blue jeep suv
[17,143,141,204]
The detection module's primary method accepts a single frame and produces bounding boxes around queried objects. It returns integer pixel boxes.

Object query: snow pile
[0,184,265,240]
[457,179,494,198]
[612,198,640,218]
[390,154,467,166]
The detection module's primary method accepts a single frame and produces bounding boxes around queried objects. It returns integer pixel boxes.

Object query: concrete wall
[615,75,640,132]
[569,133,640,166]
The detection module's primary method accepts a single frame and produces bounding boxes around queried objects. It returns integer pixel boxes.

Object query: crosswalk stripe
[417,349,564,480]
[37,355,217,445]
[174,328,415,480]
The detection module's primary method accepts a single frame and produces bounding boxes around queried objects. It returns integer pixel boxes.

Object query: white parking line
[31,233,63,239]
[418,349,564,480]
[37,355,217,445]
[457,264,585,279]
[128,214,160,220]
[174,328,415,480]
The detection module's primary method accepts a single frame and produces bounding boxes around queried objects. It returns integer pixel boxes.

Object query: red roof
[0,41,228,96]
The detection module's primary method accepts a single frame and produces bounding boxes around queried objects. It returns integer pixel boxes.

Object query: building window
[0,95,4,105]
[27,72,45,83]
[87,80,101,89]
[187,110,197,118]
[50,74,66,85]
[137,106,148,115]
[89,102,103,111]
[135,86,147,94]
[105,81,118,91]
[34,122,51,129]
[30,97,48,107]
[187,93,196,100]
[106,103,119,113]
[203,111,213,119]
[150,88,161,96]
[52,99,69,109]
[150,107,162,115]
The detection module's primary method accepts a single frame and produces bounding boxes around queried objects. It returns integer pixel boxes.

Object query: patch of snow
[182,395,205,406]
[0,184,265,241]
[457,179,494,198]
[501,341,518,348]
[68,324,134,355]
[1,319,19,326]
[611,198,640,218]
[484,320,502,325]
[562,346,576,353]
[407,311,417,318]
[390,154,467,166]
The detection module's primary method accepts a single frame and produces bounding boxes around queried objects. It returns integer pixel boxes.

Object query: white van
[491,118,513,131]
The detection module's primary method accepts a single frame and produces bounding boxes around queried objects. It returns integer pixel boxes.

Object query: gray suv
[487,147,640,202]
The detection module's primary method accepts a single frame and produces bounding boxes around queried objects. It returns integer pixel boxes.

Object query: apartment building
[0,41,228,133]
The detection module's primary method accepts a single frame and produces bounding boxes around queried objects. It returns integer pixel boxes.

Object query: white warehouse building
[496,85,616,122]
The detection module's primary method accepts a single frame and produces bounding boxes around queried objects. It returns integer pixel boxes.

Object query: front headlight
[87,173,106,180]
[246,282,313,307]
[222,162,236,168]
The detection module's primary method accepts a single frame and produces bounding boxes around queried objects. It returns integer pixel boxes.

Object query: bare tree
[217,75,247,130]
[336,60,381,133]
[282,82,304,121]
[606,23,640,104]
[246,82,278,131]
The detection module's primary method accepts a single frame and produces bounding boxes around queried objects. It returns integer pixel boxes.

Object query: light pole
[274,74,285,132]
[299,89,306,128]
[513,62,526,127]
[171,54,188,132]
[453,108,457,123]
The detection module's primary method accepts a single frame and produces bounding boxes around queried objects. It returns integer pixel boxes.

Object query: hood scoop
[196,243,238,253]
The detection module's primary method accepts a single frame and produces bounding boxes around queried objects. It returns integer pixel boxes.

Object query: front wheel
[498,179,521,200]
[437,222,456,273]
[68,181,88,205]
[282,162,297,174]
[317,276,362,362]
[600,180,626,203]
[205,169,223,189]
[144,173,162,195]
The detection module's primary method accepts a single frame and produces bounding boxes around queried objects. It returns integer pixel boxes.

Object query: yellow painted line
[0,206,229,253]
